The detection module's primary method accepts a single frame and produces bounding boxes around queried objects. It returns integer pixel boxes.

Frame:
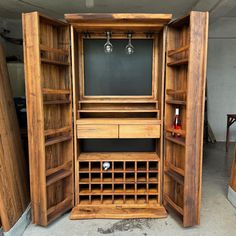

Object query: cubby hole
[125,195,135,204]
[114,162,124,171]
[79,162,89,172]
[103,173,112,182]
[91,184,101,193]
[79,184,89,193]
[137,173,147,182]
[91,162,101,171]
[137,184,146,193]
[126,173,135,182]
[149,173,158,182]
[126,162,135,171]
[148,184,158,193]
[79,195,90,204]
[91,195,101,204]
[91,173,101,182]
[114,184,123,193]
[137,162,146,171]
[79,173,89,182]
[126,184,135,193]
[137,195,146,204]
[149,161,158,171]
[114,173,123,182]
[103,195,113,204]
[103,184,112,193]
[114,195,124,204]
[149,195,158,204]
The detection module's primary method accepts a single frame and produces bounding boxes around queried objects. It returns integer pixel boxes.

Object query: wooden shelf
[165,169,184,185]
[47,196,72,215]
[164,194,183,215]
[41,58,69,66]
[79,109,159,113]
[167,58,188,66]
[165,136,185,146]
[45,134,72,146]
[40,45,69,55]
[166,100,186,105]
[166,89,186,96]
[46,169,72,186]
[168,45,189,56]
[42,88,70,95]
[44,99,71,105]
[165,127,186,137]
[165,161,185,176]
[79,100,158,104]
[44,126,71,136]
[46,161,72,176]
[79,152,160,161]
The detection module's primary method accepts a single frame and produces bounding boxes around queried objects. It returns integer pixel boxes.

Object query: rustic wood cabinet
[22,11,208,227]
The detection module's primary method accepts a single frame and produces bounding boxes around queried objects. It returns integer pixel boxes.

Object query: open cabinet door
[164,11,208,227]
[23,12,74,226]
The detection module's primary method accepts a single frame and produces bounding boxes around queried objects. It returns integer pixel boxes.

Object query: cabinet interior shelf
[46,169,72,186]
[44,126,71,136]
[78,109,159,113]
[165,161,185,176]
[44,99,71,105]
[165,136,185,146]
[168,45,189,56]
[47,196,72,216]
[46,161,72,176]
[166,127,186,137]
[164,194,183,215]
[45,134,72,146]
[167,58,188,66]
[43,88,70,95]
[166,100,186,105]
[40,44,69,55]
[165,169,184,185]
[41,58,70,66]
[166,89,187,96]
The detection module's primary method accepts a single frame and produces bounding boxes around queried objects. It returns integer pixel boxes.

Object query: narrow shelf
[47,196,72,215]
[165,136,185,146]
[164,194,183,215]
[46,161,72,176]
[79,100,158,104]
[44,99,71,105]
[79,189,158,195]
[45,134,72,146]
[167,58,188,66]
[79,152,160,161]
[44,126,71,136]
[165,127,186,137]
[40,45,69,55]
[79,109,159,113]
[165,169,184,185]
[168,45,189,56]
[41,58,69,66]
[42,88,70,95]
[165,161,185,176]
[46,169,72,186]
[166,89,186,96]
[166,100,186,105]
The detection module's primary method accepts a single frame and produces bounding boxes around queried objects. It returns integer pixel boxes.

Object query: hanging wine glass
[125,33,135,55]
[104,31,113,54]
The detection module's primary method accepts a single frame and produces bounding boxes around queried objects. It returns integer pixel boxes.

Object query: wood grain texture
[230,145,236,192]
[0,44,30,232]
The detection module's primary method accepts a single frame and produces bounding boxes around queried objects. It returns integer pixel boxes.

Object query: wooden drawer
[119,124,160,138]
[77,124,118,138]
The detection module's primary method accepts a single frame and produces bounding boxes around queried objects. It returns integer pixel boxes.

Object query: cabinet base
[70,205,167,219]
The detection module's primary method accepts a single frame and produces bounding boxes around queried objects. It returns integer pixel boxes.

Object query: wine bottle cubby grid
[78,158,160,205]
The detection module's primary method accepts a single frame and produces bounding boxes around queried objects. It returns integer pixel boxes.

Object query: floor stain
[97,219,153,234]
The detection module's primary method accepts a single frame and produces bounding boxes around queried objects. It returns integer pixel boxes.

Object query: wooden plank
[44,126,71,136]
[70,205,167,219]
[79,100,158,103]
[46,170,72,186]
[41,58,69,66]
[76,118,161,125]
[77,124,118,139]
[167,58,188,66]
[78,152,160,161]
[79,109,159,113]
[166,89,187,95]
[45,134,72,146]
[166,100,186,105]
[168,45,189,56]
[230,146,236,192]
[163,194,183,215]
[165,127,186,137]
[119,124,160,138]
[0,43,30,232]
[44,99,71,105]
[42,88,70,95]
[46,161,72,176]
[40,45,69,55]
[165,136,185,146]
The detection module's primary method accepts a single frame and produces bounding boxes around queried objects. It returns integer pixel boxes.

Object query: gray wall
[207,18,236,141]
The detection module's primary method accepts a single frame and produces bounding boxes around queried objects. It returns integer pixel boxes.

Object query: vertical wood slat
[0,44,30,232]
[22,12,47,226]
[184,11,209,227]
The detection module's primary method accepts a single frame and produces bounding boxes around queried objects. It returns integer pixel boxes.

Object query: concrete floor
[23,142,236,236]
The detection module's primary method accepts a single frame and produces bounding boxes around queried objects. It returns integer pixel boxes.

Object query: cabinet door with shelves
[164,11,208,227]
[23,12,74,226]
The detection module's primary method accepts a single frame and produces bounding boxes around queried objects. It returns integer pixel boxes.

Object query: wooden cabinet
[22,11,208,227]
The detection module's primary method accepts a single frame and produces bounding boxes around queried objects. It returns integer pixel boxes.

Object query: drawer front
[77,125,118,138]
[119,124,160,138]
